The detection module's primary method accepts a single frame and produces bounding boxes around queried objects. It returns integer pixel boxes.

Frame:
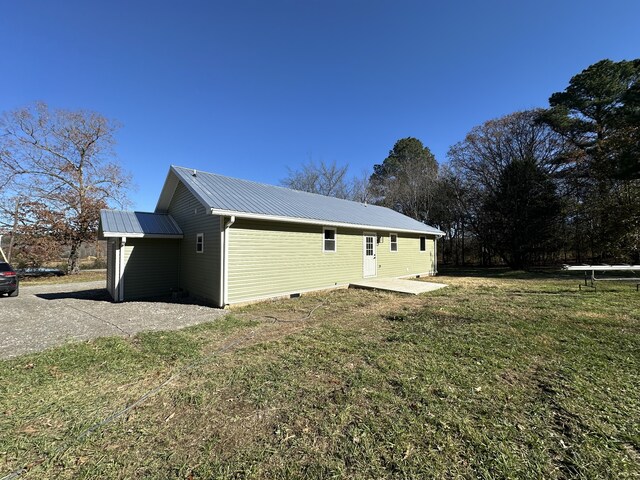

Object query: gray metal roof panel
[171,166,443,235]
[100,210,183,237]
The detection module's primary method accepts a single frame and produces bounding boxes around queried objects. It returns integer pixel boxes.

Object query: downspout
[118,236,127,302]
[220,215,235,307]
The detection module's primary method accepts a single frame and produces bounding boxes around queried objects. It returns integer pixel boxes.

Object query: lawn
[0,269,638,479]
[18,270,105,285]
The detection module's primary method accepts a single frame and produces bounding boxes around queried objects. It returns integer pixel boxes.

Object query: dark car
[0,262,19,297]
[17,267,65,278]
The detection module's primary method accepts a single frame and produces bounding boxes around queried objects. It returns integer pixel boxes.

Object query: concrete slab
[349,278,447,295]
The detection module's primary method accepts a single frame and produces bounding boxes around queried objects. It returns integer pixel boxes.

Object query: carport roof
[99,210,183,238]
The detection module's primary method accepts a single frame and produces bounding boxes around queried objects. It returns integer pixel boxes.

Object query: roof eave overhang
[209,208,445,236]
[101,232,184,239]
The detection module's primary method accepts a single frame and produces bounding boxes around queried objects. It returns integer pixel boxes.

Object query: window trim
[196,233,204,253]
[419,235,426,252]
[323,227,337,253]
[389,233,398,253]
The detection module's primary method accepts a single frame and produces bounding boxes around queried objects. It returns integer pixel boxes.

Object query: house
[99,165,444,306]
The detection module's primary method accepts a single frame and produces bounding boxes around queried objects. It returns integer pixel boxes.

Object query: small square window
[323,228,336,252]
[390,233,398,252]
[196,233,204,253]
[419,236,426,252]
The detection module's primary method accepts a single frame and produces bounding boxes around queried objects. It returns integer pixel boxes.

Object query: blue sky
[1,1,638,211]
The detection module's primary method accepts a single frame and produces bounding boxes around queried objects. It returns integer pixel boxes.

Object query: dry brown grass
[1,269,638,479]
[20,270,105,285]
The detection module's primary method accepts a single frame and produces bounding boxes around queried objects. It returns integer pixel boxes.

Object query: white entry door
[363,233,377,277]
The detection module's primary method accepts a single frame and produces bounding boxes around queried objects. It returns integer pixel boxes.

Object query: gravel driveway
[1,281,227,359]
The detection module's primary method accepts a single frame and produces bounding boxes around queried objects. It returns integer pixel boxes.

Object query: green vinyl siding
[227,218,437,304]
[123,238,180,299]
[376,232,436,278]
[227,220,360,303]
[168,182,222,305]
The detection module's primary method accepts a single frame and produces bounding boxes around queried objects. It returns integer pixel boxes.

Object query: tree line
[0,59,637,272]
[282,59,640,268]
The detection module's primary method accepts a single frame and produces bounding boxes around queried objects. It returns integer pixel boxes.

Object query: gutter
[209,208,444,236]
[102,232,183,239]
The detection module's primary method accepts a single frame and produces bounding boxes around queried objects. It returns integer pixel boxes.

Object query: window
[390,233,398,252]
[196,233,204,253]
[323,227,336,252]
[419,236,426,252]
[365,236,374,256]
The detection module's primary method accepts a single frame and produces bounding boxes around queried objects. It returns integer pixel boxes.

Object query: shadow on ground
[36,288,112,301]
[438,266,562,280]
[439,266,640,283]
[35,289,217,307]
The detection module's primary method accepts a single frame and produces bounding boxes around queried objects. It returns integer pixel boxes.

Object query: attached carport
[99,210,183,302]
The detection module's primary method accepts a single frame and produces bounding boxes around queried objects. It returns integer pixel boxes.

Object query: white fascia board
[154,168,179,213]
[156,165,213,214]
[209,208,445,236]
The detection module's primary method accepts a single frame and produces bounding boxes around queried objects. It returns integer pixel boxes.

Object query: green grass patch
[1,270,638,478]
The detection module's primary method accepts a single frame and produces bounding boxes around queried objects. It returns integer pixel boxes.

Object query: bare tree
[0,102,131,272]
[430,166,471,265]
[282,158,366,201]
[448,110,564,195]
[448,110,567,267]
[349,169,372,203]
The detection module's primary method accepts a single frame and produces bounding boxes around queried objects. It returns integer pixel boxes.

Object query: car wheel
[9,287,18,297]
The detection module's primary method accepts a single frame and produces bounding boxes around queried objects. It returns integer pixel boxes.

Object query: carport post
[434,236,438,274]
[0,235,7,263]
[118,236,127,302]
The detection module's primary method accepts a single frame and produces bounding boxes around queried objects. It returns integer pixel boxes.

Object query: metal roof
[100,210,183,238]
[156,165,444,235]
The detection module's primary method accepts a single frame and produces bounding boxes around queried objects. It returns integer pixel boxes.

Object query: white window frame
[196,233,204,253]
[389,233,398,253]
[323,227,337,253]
[419,235,426,252]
